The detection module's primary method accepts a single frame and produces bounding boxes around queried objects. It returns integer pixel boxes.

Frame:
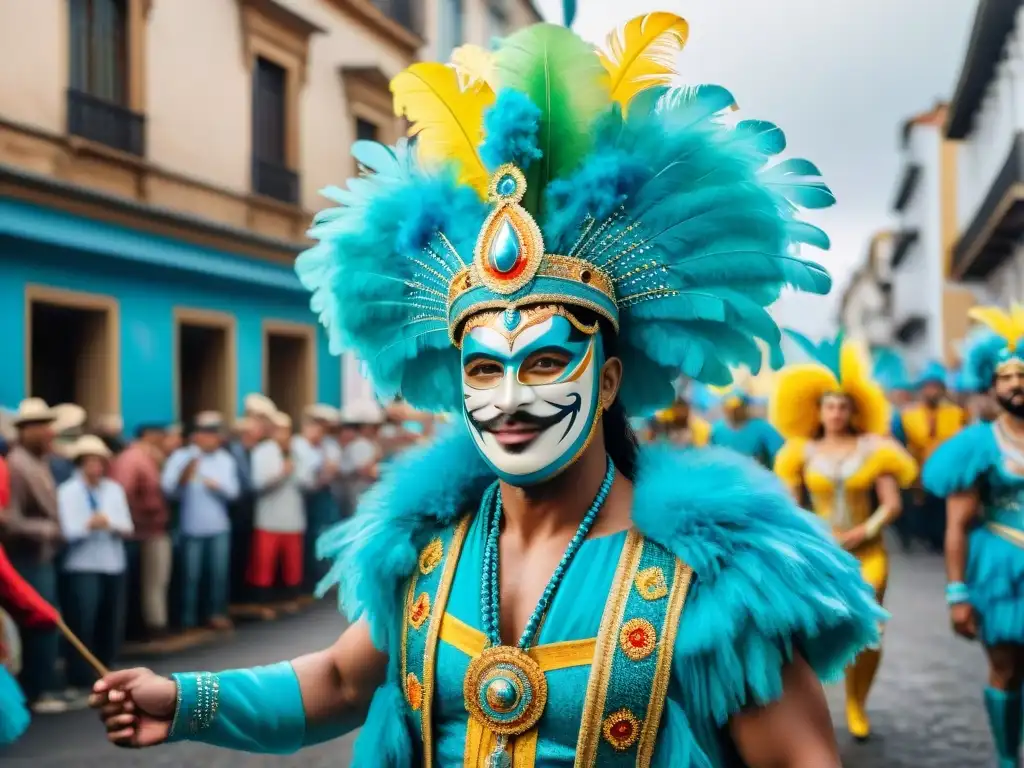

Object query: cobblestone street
[3,547,996,767]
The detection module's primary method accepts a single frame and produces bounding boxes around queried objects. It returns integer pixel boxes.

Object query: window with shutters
[251,57,298,203]
[67,0,145,155]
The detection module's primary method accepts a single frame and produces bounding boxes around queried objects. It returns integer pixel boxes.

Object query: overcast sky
[534,0,979,333]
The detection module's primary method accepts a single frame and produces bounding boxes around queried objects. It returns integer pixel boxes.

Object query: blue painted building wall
[0,198,339,433]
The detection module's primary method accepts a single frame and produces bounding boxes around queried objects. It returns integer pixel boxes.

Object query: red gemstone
[629,629,647,647]
[612,720,633,738]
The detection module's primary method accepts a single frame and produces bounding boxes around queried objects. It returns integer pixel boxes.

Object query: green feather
[494,24,609,218]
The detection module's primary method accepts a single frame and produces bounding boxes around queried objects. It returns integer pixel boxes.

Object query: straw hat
[270,411,293,430]
[243,393,277,418]
[11,398,58,427]
[51,403,87,435]
[68,434,112,461]
[193,411,225,431]
[341,401,384,426]
[303,403,339,424]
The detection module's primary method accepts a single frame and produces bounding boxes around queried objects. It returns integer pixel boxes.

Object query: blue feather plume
[785,328,843,378]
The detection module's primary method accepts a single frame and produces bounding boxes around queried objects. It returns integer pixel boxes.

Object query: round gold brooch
[463,645,548,736]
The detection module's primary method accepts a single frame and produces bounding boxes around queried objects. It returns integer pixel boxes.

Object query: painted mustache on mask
[467,394,583,442]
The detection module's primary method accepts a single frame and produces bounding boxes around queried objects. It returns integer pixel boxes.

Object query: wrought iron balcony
[371,0,420,35]
[252,156,300,205]
[67,89,145,157]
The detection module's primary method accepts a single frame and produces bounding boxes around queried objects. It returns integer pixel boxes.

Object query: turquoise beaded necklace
[465,458,616,768]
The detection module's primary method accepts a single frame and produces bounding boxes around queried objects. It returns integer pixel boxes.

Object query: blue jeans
[179,533,230,629]
[62,572,126,688]
[10,557,59,701]
[303,491,338,592]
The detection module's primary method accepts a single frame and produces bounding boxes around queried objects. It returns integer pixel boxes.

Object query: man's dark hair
[570,308,640,482]
[134,423,165,440]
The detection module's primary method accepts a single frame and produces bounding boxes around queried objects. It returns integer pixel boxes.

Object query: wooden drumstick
[56,617,109,678]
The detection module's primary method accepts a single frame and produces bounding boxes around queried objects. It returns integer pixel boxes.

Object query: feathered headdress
[959,305,1024,392]
[871,346,910,392]
[296,13,834,415]
[769,330,889,439]
[914,360,948,389]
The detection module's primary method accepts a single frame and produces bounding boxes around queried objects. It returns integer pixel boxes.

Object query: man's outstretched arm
[92,619,388,752]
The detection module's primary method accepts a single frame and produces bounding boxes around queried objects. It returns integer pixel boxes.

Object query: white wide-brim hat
[341,401,385,426]
[12,398,58,427]
[68,434,112,461]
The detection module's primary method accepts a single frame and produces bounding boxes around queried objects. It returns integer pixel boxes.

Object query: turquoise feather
[785,328,843,378]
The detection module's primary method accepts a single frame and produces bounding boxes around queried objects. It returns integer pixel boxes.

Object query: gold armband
[863,506,892,540]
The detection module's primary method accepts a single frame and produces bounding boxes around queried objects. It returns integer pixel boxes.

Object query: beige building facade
[0,0,539,430]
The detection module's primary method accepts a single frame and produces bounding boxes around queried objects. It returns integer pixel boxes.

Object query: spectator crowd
[0,393,436,715]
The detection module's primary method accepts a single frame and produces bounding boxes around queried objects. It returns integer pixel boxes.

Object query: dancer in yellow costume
[652,399,710,447]
[771,331,917,741]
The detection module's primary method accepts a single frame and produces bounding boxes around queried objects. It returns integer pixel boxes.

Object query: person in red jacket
[0,453,10,510]
[0,538,59,744]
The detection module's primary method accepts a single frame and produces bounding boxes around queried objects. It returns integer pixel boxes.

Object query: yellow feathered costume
[654,402,710,447]
[770,332,917,742]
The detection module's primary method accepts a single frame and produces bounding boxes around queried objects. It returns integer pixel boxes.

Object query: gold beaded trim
[448,255,616,310]
[601,708,642,751]
[618,618,657,662]
[409,592,431,630]
[406,672,423,710]
[419,538,444,576]
[634,566,669,601]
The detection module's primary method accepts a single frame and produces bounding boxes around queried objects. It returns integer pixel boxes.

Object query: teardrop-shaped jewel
[488,216,522,274]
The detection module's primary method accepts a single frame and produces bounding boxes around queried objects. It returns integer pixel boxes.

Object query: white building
[946,0,1024,314]
[838,231,895,347]
[888,104,953,371]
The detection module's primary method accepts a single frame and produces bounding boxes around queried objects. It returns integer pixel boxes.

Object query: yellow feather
[599,12,690,107]
[969,306,1019,346]
[390,63,494,196]
[838,340,890,436]
[449,44,497,91]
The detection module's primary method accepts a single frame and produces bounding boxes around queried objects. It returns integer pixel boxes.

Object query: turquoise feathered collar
[320,427,883,766]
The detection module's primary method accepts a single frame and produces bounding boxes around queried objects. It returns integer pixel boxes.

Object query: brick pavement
[3,547,997,767]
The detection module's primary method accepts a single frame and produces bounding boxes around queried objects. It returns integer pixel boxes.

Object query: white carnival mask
[461,306,604,485]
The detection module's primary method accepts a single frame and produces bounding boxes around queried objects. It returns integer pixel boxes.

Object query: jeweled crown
[446,164,617,344]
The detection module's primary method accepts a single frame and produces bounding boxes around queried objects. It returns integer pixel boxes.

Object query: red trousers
[247,530,304,588]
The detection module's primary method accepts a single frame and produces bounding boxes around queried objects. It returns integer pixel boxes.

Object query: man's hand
[950,603,977,640]
[90,668,178,748]
[88,514,111,531]
[181,459,199,483]
[282,458,294,476]
[202,477,221,492]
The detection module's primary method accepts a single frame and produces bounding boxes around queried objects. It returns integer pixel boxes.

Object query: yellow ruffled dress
[775,435,918,596]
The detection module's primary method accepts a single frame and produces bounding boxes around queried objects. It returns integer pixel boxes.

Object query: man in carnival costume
[924,306,1024,768]
[90,14,883,767]
[771,331,917,742]
[709,387,783,469]
[893,359,967,552]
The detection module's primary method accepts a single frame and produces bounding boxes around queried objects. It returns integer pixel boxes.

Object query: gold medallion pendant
[463,645,548,766]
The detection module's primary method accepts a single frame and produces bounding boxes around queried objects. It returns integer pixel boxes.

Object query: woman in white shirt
[57,435,133,692]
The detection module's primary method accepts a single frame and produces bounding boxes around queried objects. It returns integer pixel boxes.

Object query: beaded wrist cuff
[168,672,220,741]
[945,582,970,606]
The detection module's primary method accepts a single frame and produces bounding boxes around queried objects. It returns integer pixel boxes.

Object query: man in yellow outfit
[892,361,967,552]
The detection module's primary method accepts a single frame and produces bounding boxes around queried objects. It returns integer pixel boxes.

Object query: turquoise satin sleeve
[167,661,345,753]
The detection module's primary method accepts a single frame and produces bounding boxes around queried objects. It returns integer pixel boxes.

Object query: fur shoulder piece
[316,428,492,650]
[631,445,884,766]
[318,432,883,764]
[922,421,998,498]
